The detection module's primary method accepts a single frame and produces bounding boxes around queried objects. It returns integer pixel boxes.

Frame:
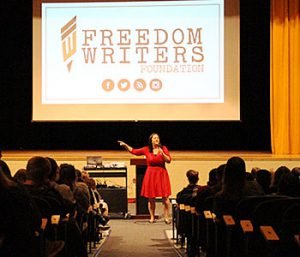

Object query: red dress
[131,146,172,198]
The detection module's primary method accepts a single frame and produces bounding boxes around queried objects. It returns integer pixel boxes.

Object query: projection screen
[33,0,239,121]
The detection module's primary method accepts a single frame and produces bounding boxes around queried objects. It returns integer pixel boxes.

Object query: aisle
[96,219,181,257]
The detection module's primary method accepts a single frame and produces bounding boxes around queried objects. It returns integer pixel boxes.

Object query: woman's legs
[148,198,156,222]
[162,197,171,223]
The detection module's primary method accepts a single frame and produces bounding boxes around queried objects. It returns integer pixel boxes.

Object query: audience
[213,156,263,218]
[176,169,205,203]
[0,166,41,257]
[270,165,290,193]
[195,164,225,213]
[255,168,273,194]
[13,168,27,184]
[2,152,300,257]
[277,172,300,197]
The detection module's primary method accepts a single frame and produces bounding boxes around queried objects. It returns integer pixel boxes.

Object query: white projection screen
[33,0,240,121]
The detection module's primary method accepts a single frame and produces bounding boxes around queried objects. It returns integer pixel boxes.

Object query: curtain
[271,0,300,154]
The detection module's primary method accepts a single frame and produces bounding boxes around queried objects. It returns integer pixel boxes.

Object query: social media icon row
[102,79,162,92]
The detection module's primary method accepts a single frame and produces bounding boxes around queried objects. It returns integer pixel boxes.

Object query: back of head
[207,168,217,186]
[59,163,76,187]
[26,156,51,186]
[256,169,272,188]
[13,169,27,184]
[216,164,226,182]
[223,156,246,193]
[278,172,300,197]
[186,169,199,185]
[273,166,290,187]
[46,157,59,181]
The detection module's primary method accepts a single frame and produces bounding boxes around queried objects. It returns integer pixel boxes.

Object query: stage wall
[3,150,300,199]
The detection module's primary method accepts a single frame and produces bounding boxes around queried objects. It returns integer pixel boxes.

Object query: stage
[3,150,300,199]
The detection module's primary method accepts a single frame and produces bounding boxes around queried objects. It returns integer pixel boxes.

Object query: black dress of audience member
[0,167,41,257]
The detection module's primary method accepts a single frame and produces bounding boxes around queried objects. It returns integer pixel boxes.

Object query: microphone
[154,144,162,156]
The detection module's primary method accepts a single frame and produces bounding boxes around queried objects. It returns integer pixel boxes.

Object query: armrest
[240,220,253,234]
[51,215,61,225]
[260,226,279,241]
[223,215,235,227]
[203,210,213,219]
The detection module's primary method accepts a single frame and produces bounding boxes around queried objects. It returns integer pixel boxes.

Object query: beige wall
[4,153,300,199]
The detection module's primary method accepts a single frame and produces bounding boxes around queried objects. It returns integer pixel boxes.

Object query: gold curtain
[271,0,300,154]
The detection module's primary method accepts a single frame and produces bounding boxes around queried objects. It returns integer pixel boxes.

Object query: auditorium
[1,0,299,257]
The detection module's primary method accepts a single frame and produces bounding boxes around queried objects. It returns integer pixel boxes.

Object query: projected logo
[61,16,77,72]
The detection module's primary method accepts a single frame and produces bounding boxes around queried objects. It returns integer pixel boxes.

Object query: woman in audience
[0,167,41,257]
[74,169,91,215]
[255,169,272,194]
[213,156,263,217]
[56,163,77,206]
[270,165,290,193]
[277,172,300,197]
[195,164,225,213]
[13,168,27,184]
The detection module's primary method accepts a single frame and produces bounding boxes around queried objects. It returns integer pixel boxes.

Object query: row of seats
[173,195,300,257]
[34,211,103,257]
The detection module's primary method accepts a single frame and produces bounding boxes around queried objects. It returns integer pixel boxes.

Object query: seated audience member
[255,169,272,194]
[46,157,59,188]
[277,172,300,197]
[244,172,264,195]
[13,168,27,184]
[177,169,205,203]
[88,178,109,222]
[0,167,41,257]
[291,167,300,183]
[176,170,204,256]
[24,157,88,257]
[0,159,12,178]
[207,168,218,187]
[46,158,76,216]
[23,156,68,217]
[74,169,91,215]
[213,156,263,218]
[270,165,290,193]
[250,166,261,179]
[56,163,77,206]
[195,164,225,213]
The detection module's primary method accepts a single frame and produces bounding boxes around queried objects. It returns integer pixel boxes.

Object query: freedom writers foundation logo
[61,16,77,72]
[59,16,205,93]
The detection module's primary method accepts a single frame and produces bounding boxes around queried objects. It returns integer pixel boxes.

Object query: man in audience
[87,178,110,228]
[195,164,225,214]
[23,156,88,257]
